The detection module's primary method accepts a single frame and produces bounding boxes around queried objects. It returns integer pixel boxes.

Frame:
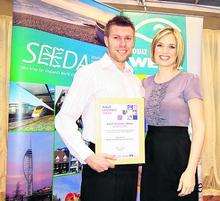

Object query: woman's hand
[177,169,195,196]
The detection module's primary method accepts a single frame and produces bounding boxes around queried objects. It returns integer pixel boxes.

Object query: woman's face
[154,33,177,69]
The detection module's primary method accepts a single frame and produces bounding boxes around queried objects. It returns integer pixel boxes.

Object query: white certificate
[96,98,145,165]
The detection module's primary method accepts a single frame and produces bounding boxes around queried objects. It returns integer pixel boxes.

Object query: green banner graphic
[11,26,105,86]
[124,12,187,78]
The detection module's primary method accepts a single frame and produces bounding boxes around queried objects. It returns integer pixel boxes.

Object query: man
[55,15,143,201]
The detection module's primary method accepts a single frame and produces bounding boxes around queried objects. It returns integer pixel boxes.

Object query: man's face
[104,25,135,66]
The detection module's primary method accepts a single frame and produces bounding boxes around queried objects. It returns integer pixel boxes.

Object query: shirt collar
[100,53,133,74]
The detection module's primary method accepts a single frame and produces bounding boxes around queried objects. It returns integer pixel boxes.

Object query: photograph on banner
[6,132,53,201]
[8,82,55,132]
[13,0,119,46]
[53,131,83,176]
[53,174,81,201]
[55,86,83,130]
[55,86,69,115]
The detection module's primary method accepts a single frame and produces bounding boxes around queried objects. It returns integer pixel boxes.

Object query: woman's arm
[178,98,205,196]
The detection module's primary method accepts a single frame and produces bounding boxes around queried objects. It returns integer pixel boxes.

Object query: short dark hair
[104,15,135,36]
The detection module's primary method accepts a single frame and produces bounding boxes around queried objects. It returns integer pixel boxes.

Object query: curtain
[201,29,220,196]
[0,15,12,199]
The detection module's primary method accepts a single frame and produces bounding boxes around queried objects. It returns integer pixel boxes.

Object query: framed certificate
[95,98,145,165]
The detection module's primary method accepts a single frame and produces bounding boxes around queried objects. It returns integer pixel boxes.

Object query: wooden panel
[0,0,12,16]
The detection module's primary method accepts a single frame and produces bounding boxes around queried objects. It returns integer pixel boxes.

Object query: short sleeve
[183,74,203,102]
[142,76,153,88]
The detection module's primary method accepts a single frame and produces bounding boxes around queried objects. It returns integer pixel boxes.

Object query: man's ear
[104,36,108,47]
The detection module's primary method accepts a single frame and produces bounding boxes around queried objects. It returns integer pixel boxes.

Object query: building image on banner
[7,0,203,200]
[6,132,53,201]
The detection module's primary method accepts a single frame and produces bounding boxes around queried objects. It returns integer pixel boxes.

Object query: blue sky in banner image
[53,174,82,201]
[6,132,53,197]
[9,82,53,110]
[80,0,120,15]
[54,131,66,150]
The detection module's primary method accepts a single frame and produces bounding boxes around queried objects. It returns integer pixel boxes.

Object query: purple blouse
[142,72,203,126]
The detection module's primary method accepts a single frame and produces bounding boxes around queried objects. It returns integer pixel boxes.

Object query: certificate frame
[95,98,145,165]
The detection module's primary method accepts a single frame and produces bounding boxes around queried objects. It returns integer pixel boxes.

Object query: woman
[140,27,205,201]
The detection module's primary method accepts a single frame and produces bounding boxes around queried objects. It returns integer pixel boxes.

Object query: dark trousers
[140,126,198,201]
[80,143,138,201]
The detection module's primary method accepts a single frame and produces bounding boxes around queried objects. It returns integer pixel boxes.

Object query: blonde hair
[151,27,184,69]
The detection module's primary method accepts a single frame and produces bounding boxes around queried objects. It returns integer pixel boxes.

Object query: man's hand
[177,169,195,196]
[85,154,116,172]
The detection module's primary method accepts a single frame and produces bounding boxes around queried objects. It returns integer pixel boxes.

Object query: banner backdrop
[7,1,203,201]
[7,1,118,201]
[124,11,203,78]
